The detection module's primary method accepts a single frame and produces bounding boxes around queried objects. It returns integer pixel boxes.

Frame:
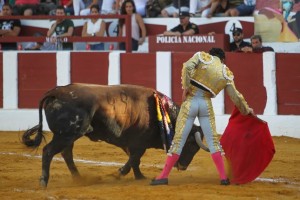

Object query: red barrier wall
[71,52,109,84]
[120,53,156,89]
[276,53,300,115]
[1,52,299,115]
[18,53,56,108]
[0,53,2,108]
[171,52,194,105]
[225,53,266,114]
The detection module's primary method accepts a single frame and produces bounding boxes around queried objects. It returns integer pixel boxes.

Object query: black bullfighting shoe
[150,178,168,186]
[220,178,230,185]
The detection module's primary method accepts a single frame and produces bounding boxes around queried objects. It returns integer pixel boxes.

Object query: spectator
[189,0,211,17]
[207,0,243,18]
[163,11,199,35]
[116,0,123,12]
[241,34,274,53]
[39,0,57,15]
[161,0,189,17]
[0,3,21,50]
[23,32,56,50]
[23,7,34,15]
[0,0,5,14]
[58,0,74,15]
[82,4,106,50]
[225,0,256,16]
[13,0,40,15]
[207,0,227,17]
[73,0,101,16]
[117,0,148,16]
[145,0,173,17]
[118,0,146,51]
[229,27,251,52]
[100,0,117,14]
[134,0,148,17]
[47,5,74,50]
[280,0,295,21]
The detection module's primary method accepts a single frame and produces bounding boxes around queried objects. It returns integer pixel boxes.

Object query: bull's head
[175,125,209,170]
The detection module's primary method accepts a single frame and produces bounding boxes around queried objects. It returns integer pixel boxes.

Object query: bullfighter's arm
[181,52,200,90]
[225,79,252,115]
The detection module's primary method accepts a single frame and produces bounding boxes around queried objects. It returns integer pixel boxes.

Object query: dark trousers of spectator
[1,43,17,50]
[13,4,39,15]
[119,38,139,51]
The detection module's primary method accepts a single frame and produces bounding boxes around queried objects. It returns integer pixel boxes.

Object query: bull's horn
[194,131,210,152]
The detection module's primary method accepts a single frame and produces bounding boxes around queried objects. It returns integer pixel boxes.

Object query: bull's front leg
[118,147,131,177]
[118,161,131,176]
[129,148,146,180]
[61,143,80,178]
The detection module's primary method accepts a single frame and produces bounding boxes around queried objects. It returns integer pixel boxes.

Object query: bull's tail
[22,95,49,147]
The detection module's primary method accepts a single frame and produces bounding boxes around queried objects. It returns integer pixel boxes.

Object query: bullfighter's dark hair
[209,48,225,61]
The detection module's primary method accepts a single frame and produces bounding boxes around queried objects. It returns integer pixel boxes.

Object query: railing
[0,14,133,52]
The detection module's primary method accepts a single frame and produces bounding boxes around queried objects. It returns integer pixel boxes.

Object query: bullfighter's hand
[248,108,255,116]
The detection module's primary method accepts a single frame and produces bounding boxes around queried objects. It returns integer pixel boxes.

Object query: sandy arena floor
[0,131,299,200]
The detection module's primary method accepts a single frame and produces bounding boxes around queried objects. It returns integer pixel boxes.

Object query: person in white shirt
[82,4,106,50]
[189,0,211,17]
[116,0,147,16]
[73,0,101,15]
[101,0,118,14]
[134,0,148,16]
[118,0,146,51]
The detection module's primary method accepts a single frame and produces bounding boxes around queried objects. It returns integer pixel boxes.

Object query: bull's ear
[194,131,210,152]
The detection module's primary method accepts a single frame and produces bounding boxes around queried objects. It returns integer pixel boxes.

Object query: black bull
[22,83,209,187]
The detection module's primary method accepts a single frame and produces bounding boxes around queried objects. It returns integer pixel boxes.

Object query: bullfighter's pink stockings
[156,153,180,179]
[211,151,227,180]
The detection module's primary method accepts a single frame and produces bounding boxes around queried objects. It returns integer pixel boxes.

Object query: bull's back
[43,84,166,148]
[90,84,158,136]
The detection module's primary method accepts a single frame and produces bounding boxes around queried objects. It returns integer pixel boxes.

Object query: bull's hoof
[118,167,130,176]
[72,174,82,181]
[135,174,146,180]
[39,176,47,188]
[150,178,168,186]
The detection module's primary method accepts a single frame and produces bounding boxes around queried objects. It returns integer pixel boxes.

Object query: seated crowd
[0,0,278,52]
[0,0,256,17]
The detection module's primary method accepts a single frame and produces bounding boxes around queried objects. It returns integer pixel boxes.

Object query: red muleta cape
[220,107,276,184]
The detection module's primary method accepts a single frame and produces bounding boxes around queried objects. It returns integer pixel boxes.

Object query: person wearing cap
[229,27,251,52]
[150,47,254,186]
[163,11,199,36]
